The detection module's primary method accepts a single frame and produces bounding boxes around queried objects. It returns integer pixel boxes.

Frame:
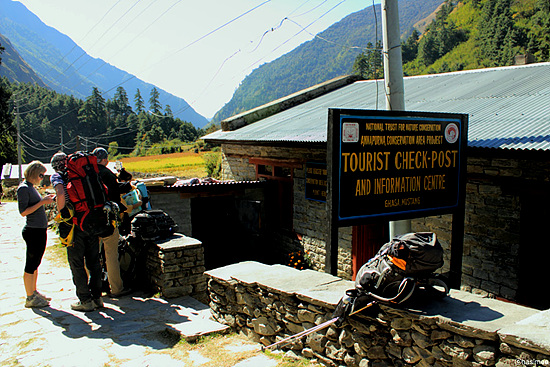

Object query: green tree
[149,87,162,115]
[352,41,383,79]
[0,76,16,166]
[418,1,466,66]
[108,141,119,157]
[134,89,145,114]
[1,44,16,165]
[78,87,107,136]
[113,86,133,119]
[402,30,420,63]
[477,0,515,66]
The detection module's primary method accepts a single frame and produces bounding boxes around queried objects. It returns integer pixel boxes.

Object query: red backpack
[66,151,114,237]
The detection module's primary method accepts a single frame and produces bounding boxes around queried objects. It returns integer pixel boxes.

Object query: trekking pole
[261,300,378,352]
[261,316,339,351]
[348,300,376,317]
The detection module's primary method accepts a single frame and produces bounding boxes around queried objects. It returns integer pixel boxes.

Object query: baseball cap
[92,147,109,161]
[50,152,67,172]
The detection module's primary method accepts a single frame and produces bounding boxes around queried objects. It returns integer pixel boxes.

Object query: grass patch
[143,332,322,367]
[119,151,216,178]
[44,240,69,268]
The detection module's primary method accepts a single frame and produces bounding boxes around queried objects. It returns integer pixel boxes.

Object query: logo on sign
[342,123,359,143]
[445,123,459,144]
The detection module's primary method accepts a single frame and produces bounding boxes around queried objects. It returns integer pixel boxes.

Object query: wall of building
[218,144,550,305]
[221,144,353,278]
[414,153,550,306]
[149,192,192,235]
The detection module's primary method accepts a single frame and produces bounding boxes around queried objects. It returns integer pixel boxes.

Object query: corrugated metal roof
[203,63,550,151]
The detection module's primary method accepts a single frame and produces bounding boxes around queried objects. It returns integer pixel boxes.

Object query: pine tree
[352,41,383,80]
[134,89,144,114]
[477,0,515,66]
[0,76,16,166]
[148,87,162,115]
[78,87,107,137]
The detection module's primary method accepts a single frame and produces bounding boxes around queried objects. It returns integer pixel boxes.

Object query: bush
[204,152,221,178]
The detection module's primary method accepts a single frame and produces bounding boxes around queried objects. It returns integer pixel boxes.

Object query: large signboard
[329,109,468,226]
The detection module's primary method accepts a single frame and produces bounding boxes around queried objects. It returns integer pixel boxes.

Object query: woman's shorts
[22,226,47,274]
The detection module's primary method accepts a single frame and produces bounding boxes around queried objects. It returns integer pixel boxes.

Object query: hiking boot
[109,288,132,298]
[34,290,52,302]
[25,294,49,308]
[92,297,104,309]
[71,300,95,312]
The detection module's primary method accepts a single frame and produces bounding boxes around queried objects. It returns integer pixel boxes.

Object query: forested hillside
[0,75,202,164]
[399,0,550,75]
[210,0,444,124]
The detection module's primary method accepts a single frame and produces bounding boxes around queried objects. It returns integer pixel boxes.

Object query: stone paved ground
[0,202,313,367]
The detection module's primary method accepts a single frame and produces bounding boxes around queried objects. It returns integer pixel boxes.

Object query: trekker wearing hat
[50,152,74,246]
[51,151,105,311]
[92,147,131,298]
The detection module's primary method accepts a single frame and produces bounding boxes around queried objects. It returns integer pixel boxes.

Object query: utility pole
[382,0,411,238]
[16,101,22,183]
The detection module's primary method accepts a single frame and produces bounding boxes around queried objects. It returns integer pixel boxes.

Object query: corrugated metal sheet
[203,63,550,151]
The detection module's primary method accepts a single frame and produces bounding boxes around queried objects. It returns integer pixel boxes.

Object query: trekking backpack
[355,232,445,301]
[66,151,115,237]
[131,210,179,241]
[333,232,448,326]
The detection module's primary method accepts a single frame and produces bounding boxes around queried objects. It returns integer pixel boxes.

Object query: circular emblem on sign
[445,123,459,144]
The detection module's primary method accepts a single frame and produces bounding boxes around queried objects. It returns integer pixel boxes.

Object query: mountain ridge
[210,0,444,124]
[0,32,46,86]
[0,0,209,128]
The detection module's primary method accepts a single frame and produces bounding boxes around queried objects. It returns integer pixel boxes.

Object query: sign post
[326,109,468,287]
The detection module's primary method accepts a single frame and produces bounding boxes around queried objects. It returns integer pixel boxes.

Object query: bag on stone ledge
[333,232,449,326]
[131,210,178,241]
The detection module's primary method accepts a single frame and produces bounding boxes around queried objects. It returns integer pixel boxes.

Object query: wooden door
[352,224,388,280]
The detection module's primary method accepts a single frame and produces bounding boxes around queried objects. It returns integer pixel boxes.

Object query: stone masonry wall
[413,154,550,301]
[206,262,550,367]
[147,192,192,235]
[146,234,208,303]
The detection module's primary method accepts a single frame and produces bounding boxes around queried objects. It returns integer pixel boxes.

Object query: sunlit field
[119,151,210,178]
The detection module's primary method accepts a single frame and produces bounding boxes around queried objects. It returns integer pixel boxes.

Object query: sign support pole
[326,109,339,275]
[382,0,411,238]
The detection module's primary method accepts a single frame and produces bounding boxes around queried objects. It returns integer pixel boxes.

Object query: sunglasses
[39,173,44,179]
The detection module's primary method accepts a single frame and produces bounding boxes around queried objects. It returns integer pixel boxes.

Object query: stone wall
[147,192,192,235]
[413,154,550,302]
[206,262,550,367]
[146,234,207,303]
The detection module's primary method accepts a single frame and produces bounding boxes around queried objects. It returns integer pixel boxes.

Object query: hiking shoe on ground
[92,297,104,309]
[25,294,49,308]
[109,288,132,298]
[34,290,52,301]
[71,300,95,312]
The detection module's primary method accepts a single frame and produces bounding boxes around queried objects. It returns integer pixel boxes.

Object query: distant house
[203,62,550,310]
[1,162,118,187]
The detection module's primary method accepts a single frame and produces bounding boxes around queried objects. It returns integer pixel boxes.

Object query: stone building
[202,63,550,310]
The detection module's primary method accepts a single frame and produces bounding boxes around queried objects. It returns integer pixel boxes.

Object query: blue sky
[16,0,379,118]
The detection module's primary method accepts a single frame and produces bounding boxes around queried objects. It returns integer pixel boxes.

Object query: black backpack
[131,210,179,241]
[355,232,445,300]
[334,232,448,326]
